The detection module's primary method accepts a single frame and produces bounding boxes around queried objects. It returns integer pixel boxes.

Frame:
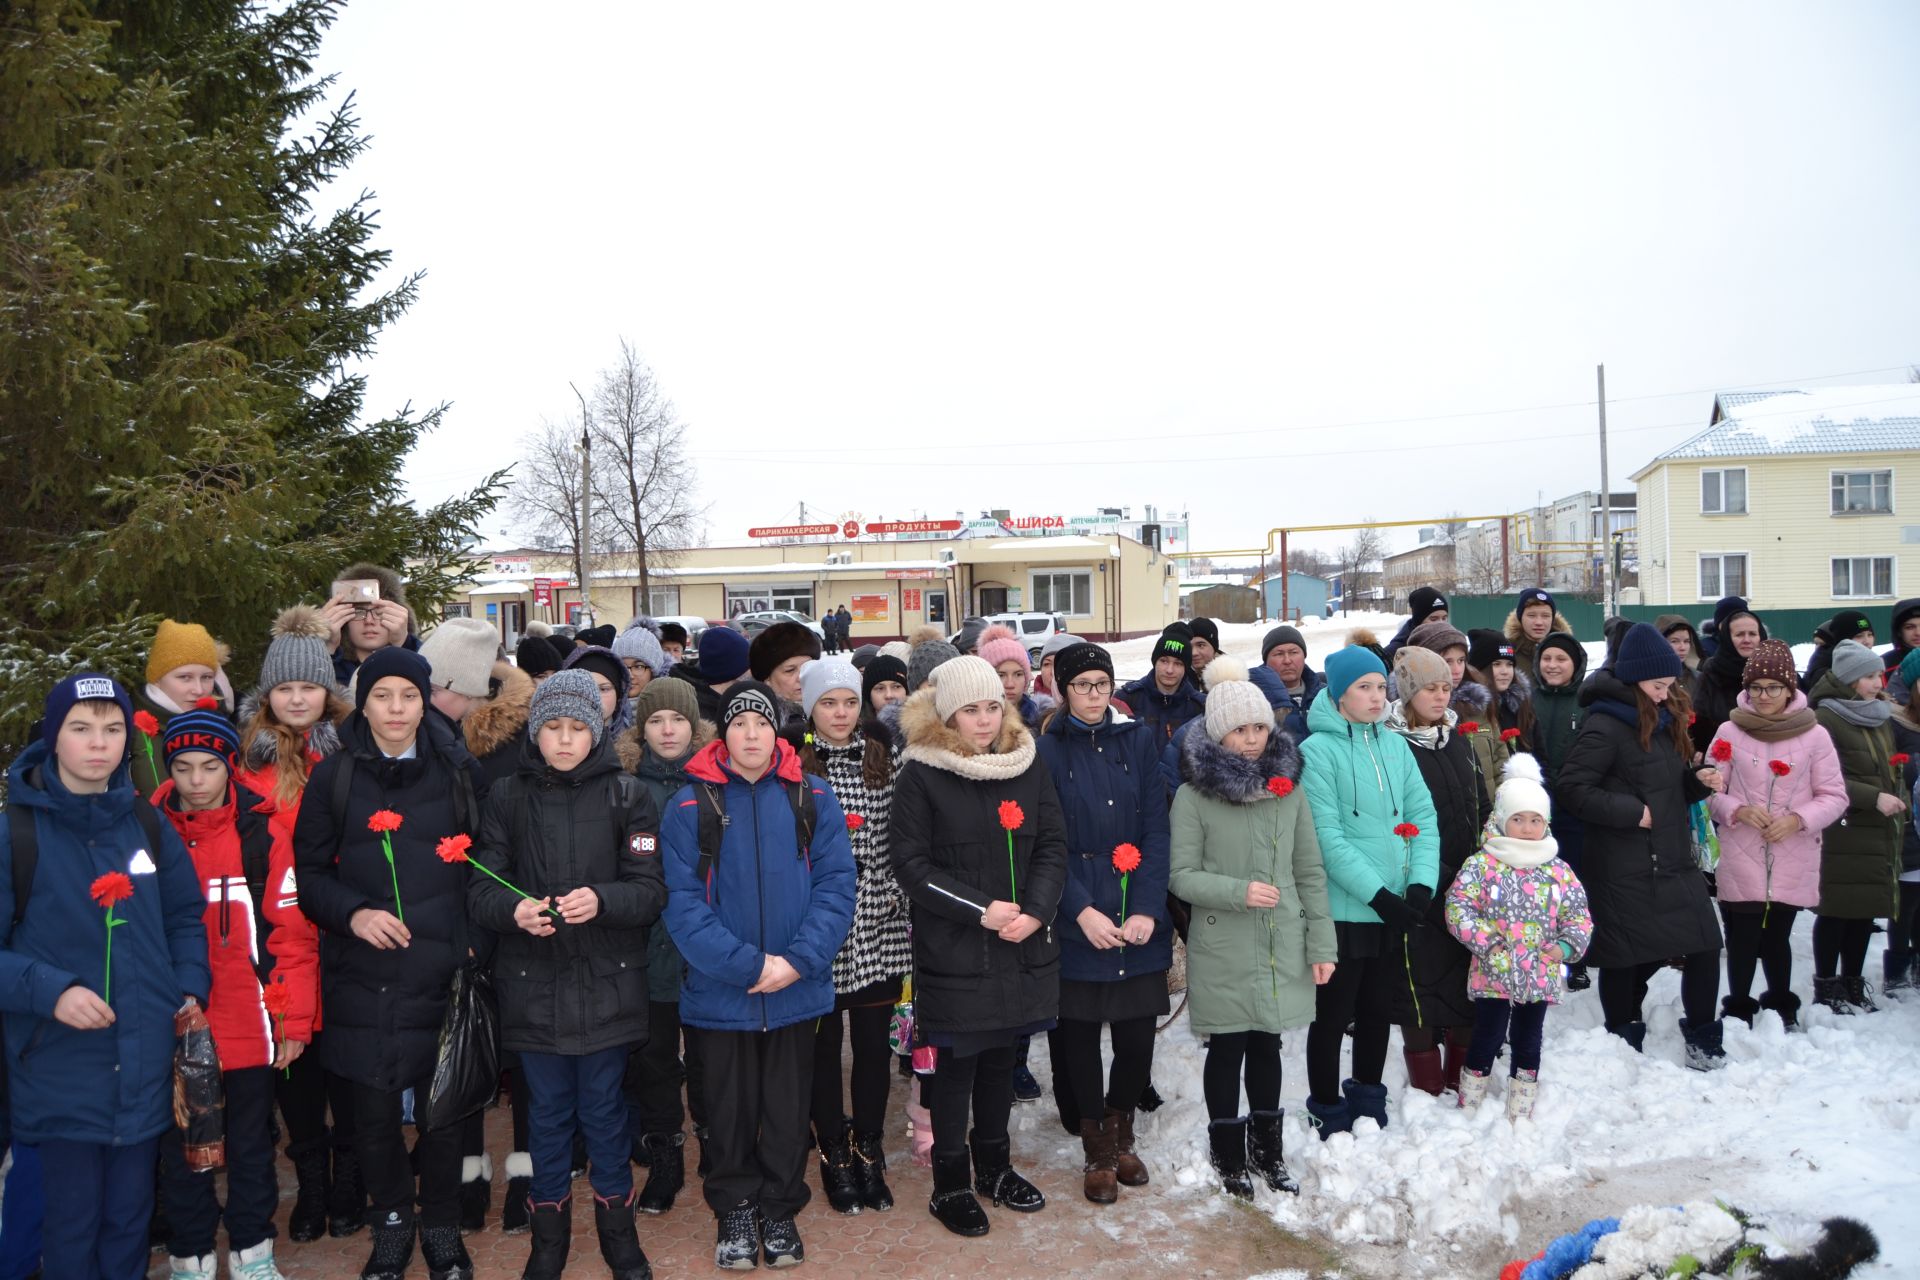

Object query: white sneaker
[169,1254,218,1280]
[230,1240,288,1280]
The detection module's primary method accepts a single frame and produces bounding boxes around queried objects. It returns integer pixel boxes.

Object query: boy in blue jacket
[662,681,855,1272]
[0,673,211,1280]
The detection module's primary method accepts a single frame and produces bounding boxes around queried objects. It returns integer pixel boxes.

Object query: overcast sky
[318,2,1920,562]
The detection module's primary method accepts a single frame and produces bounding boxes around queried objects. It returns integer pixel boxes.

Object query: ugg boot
[1077,1118,1118,1204]
[458,1153,491,1235]
[635,1132,685,1215]
[288,1147,330,1243]
[928,1150,989,1237]
[1247,1110,1298,1195]
[1303,1095,1351,1141]
[1457,1066,1493,1111]
[1813,975,1855,1015]
[1605,1020,1648,1051]
[1207,1118,1254,1200]
[1403,1047,1445,1096]
[970,1134,1045,1212]
[1759,989,1801,1031]
[1107,1106,1148,1186]
[501,1152,534,1234]
[1342,1078,1389,1129]
[593,1189,652,1280]
[851,1130,894,1211]
[1505,1070,1539,1120]
[520,1198,570,1280]
[358,1210,413,1280]
[1721,994,1761,1027]
[1680,1017,1727,1071]
[815,1121,863,1214]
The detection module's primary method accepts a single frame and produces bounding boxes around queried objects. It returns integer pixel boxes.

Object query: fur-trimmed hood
[1503,609,1574,658]
[1178,725,1303,804]
[238,691,343,771]
[899,686,1036,781]
[463,663,534,759]
[1449,679,1493,722]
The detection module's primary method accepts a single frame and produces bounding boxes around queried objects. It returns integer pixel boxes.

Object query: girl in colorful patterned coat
[1445,756,1592,1120]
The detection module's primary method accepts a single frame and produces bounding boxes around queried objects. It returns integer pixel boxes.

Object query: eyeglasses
[1747,683,1790,698]
[1066,680,1114,696]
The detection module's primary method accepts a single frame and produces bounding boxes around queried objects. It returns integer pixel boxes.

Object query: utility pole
[1596,364,1611,616]
[571,381,594,628]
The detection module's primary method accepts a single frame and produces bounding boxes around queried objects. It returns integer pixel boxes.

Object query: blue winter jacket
[1036,711,1172,983]
[1118,676,1206,750]
[0,743,211,1146]
[1247,664,1324,744]
[1297,692,1441,923]
[661,739,856,1033]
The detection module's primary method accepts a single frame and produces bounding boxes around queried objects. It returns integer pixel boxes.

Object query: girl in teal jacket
[1298,648,1440,1139]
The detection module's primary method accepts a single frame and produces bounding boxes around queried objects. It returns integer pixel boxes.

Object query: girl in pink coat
[1704,639,1849,1029]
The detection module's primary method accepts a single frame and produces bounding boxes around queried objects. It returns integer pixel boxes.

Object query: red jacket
[153,780,320,1069]
[235,759,327,1032]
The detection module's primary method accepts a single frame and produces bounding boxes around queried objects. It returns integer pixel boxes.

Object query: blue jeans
[1467,998,1547,1077]
[36,1135,160,1280]
[521,1046,634,1204]
[0,1144,44,1280]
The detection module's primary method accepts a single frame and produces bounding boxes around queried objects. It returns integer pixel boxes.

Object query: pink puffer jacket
[1706,691,1849,910]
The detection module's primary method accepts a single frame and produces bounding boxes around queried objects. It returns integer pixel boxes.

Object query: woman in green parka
[1170,668,1334,1201]
[1807,640,1909,1013]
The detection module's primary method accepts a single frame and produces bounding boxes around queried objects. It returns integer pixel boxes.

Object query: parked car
[968,612,1070,663]
[733,610,827,643]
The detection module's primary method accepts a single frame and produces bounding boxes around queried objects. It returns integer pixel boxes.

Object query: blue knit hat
[1324,646,1388,705]
[41,672,133,755]
[1614,622,1684,684]
[163,703,238,768]
[696,626,751,683]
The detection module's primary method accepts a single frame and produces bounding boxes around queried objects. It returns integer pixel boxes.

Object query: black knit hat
[563,646,629,702]
[1261,625,1306,662]
[1514,586,1555,616]
[515,635,562,678]
[659,621,689,647]
[861,654,909,703]
[1188,617,1220,649]
[1536,632,1583,665]
[1150,622,1194,671]
[1466,628,1516,673]
[354,646,433,712]
[1052,642,1113,690]
[720,679,782,732]
[1820,609,1874,644]
[749,621,823,681]
[1408,585,1449,628]
[577,623,617,650]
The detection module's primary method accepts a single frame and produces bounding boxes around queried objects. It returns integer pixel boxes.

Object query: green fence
[1433,597,1871,646]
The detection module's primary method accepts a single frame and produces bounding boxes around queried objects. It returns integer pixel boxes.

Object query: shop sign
[747,523,838,539]
[884,568,939,580]
[850,594,890,622]
[866,519,963,535]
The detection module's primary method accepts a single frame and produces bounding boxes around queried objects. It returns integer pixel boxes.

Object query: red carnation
[259,980,292,1018]
[133,710,160,737]
[1459,721,1481,735]
[1111,843,1142,875]
[367,810,404,834]
[1266,776,1295,799]
[1768,760,1791,777]
[436,834,473,864]
[90,872,134,909]
[1688,711,1698,725]
[1500,727,1522,743]
[193,696,221,710]
[1892,753,1912,768]
[1709,740,1733,763]
[845,813,866,833]
[997,800,1025,831]
[1393,822,1420,840]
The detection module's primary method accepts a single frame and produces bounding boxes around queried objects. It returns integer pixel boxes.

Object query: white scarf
[1483,833,1560,870]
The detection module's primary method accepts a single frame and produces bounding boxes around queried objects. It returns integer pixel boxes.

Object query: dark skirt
[1059,971,1172,1024]
[1335,920,1388,961]
[834,975,902,1013]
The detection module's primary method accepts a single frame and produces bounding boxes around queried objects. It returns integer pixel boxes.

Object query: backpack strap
[131,795,163,853]
[694,783,728,899]
[9,809,38,931]
[329,751,357,844]
[787,779,816,862]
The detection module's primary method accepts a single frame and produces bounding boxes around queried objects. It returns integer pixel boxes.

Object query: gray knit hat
[1040,632,1084,661]
[613,623,669,678]
[1204,680,1274,743]
[800,658,862,719]
[931,656,1004,723]
[908,638,961,692]
[1830,639,1883,687]
[419,617,499,698]
[529,669,606,746]
[257,605,340,695]
[634,674,700,729]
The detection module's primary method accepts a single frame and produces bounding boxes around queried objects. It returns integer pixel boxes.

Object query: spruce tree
[0,0,504,755]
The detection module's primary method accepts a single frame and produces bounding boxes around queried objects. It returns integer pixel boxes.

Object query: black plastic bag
[415,962,499,1133]
[173,1003,225,1171]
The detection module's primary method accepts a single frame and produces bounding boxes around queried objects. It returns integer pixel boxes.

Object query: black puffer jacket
[1555,673,1720,969]
[293,716,479,1090]
[468,735,666,1056]
[1386,713,1485,1030]
[1689,642,1749,757]
[890,690,1067,1036]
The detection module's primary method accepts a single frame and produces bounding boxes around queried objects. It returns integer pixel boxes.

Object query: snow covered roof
[1642,385,1920,470]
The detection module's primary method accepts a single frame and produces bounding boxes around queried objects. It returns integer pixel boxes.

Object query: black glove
[1404,884,1433,918]
[1367,888,1420,931]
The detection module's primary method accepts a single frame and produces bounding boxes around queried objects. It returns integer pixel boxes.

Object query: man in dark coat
[1120,624,1207,748]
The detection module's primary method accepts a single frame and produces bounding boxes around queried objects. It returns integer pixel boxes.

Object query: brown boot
[1107,1107,1148,1187]
[1078,1119,1118,1204]
[1403,1047,1445,1096]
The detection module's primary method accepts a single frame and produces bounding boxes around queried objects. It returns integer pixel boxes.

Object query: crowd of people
[1,568,1915,1280]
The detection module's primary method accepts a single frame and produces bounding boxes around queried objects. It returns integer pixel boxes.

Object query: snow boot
[593,1190,652,1280]
[330,1146,369,1238]
[168,1253,218,1279]
[1813,975,1855,1014]
[520,1198,570,1280]
[358,1210,414,1280]
[288,1147,331,1243]
[635,1132,685,1215]
[1247,1110,1299,1195]
[501,1152,534,1234]
[1505,1070,1539,1121]
[1457,1066,1493,1111]
[971,1134,1045,1212]
[1605,1020,1648,1051]
[851,1130,894,1211]
[929,1150,989,1237]
[1882,950,1916,995]
[1077,1118,1118,1204]
[1680,1017,1727,1071]
[714,1200,761,1268]
[458,1153,491,1235]
[1107,1106,1148,1186]
[1403,1047,1445,1097]
[815,1121,863,1214]
[1303,1095,1351,1141]
[758,1211,803,1269]
[1721,994,1761,1027]
[420,1223,474,1280]
[1136,1080,1165,1112]
[1207,1118,1254,1200]
[1843,976,1879,1013]
[1342,1078,1389,1129]
[1010,1036,1042,1102]
[228,1240,288,1280]
[1759,989,1802,1031]
[1440,1029,1468,1093]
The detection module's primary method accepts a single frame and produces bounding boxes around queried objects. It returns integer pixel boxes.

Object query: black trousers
[163,1065,279,1257]
[274,1050,358,1159]
[927,1045,1015,1158]
[1813,915,1875,979]
[1305,952,1395,1104]
[630,1002,708,1136]
[1201,1030,1280,1120]
[351,1077,463,1228]
[810,1004,894,1137]
[1050,1016,1155,1124]
[699,1023,814,1219]
[1598,951,1719,1027]
[1721,903,1799,1002]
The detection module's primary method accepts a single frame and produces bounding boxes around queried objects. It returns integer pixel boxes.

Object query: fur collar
[238,692,342,770]
[1503,610,1573,655]
[899,687,1036,781]
[1450,680,1493,720]
[463,664,535,757]
[1179,727,1303,804]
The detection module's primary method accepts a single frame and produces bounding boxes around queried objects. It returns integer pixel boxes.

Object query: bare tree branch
[589,339,708,606]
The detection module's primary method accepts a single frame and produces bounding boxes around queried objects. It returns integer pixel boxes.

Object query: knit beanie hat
[419,617,499,698]
[1261,625,1306,662]
[1039,632,1084,662]
[578,623,617,650]
[515,635,563,678]
[931,656,1005,723]
[800,658,862,719]
[1491,755,1552,829]
[1409,619,1469,656]
[1188,617,1219,650]
[1537,632,1584,667]
[1613,623,1684,684]
[147,619,221,684]
[1324,646,1388,706]
[257,605,339,695]
[1150,622,1194,672]
[1900,646,1920,693]
[1821,609,1874,645]
[720,679,782,733]
[613,624,669,679]
[977,624,1031,674]
[696,626,751,683]
[1407,586,1449,629]
[1203,678,1273,743]
[1466,628,1517,673]
[1051,642,1113,692]
[1514,586,1555,617]
[1830,639,1883,687]
[877,640,913,663]
[563,646,629,701]
[907,638,961,692]
[861,655,910,703]
[659,621,690,647]
[633,674,700,728]
[1740,639,1798,690]
[1392,645,1452,697]
[529,669,606,747]
[749,621,822,681]
[1202,654,1249,690]
[42,672,133,755]
[163,703,238,768]
[354,646,433,712]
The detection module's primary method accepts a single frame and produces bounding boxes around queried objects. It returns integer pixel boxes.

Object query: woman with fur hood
[234,606,364,1244]
[1410,620,1508,811]
[890,656,1067,1237]
[1504,587,1573,671]
[1170,663,1332,1200]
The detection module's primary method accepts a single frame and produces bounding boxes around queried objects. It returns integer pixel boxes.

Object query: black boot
[594,1190,652,1280]
[1010,1036,1042,1102]
[1813,975,1855,1015]
[816,1121,863,1214]
[929,1150,989,1237]
[1843,976,1879,1013]
[1247,1110,1299,1195]
[1759,989,1801,1031]
[421,1223,474,1280]
[1721,994,1761,1027]
[359,1210,414,1280]
[970,1134,1044,1212]
[636,1131,685,1215]
[330,1146,369,1238]
[851,1130,894,1211]
[459,1153,491,1235]
[520,1198,570,1280]
[1606,1020,1648,1052]
[1680,1017,1727,1072]
[501,1152,533,1234]
[714,1200,760,1270]
[288,1146,331,1243]
[758,1210,803,1268]
[1207,1119,1254,1200]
